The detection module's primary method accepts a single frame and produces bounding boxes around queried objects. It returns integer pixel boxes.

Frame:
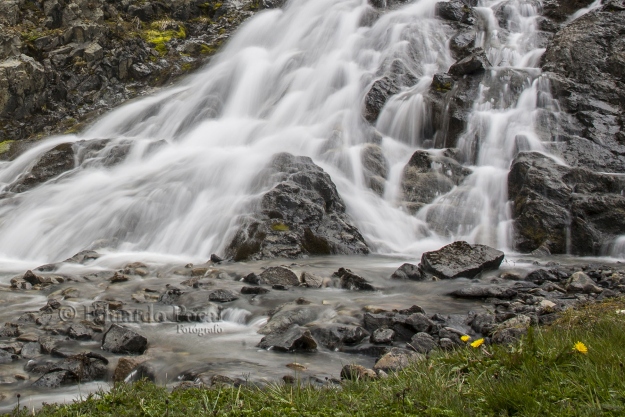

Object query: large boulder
[8,143,75,193]
[259,267,300,286]
[508,152,625,254]
[310,324,369,350]
[0,55,46,119]
[361,144,389,196]
[363,59,417,123]
[420,241,505,279]
[226,153,369,260]
[31,352,108,388]
[542,2,625,173]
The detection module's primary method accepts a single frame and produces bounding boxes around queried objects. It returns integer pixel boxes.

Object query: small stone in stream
[210,254,224,263]
[39,299,61,313]
[500,272,523,280]
[409,332,436,354]
[448,286,517,300]
[272,284,288,291]
[420,241,505,279]
[38,336,59,353]
[159,287,184,305]
[390,263,423,280]
[0,349,18,364]
[373,347,422,373]
[68,323,92,340]
[258,325,317,352]
[524,269,558,284]
[125,362,156,383]
[0,342,23,354]
[0,323,21,337]
[23,270,47,285]
[208,289,239,302]
[241,286,270,295]
[242,273,261,285]
[363,312,395,332]
[113,357,148,382]
[109,272,129,283]
[209,374,235,386]
[20,342,41,359]
[340,364,377,380]
[310,324,370,349]
[300,271,324,288]
[65,250,101,264]
[102,324,147,354]
[398,305,426,315]
[191,268,208,276]
[15,374,27,380]
[286,363,307,371]
[336,268,375,291]
[370,327,395,344]
[260,267,300,286]
[31,370,78,388]
[567,272,602,294]
[35,264,57,272]
[340,343,391,357]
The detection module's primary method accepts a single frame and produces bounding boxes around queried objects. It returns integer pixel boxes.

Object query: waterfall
[0,0,558,263]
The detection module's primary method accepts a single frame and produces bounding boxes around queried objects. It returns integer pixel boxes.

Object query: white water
[0,0,560,263]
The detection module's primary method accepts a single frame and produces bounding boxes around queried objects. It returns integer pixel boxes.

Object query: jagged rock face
[226,153,369,261]
[508,152,625,255]
[542,1,625,173]
[400,149,471,213]
[363,59,417,123]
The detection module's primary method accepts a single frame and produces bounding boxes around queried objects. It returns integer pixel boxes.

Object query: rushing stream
[0,0,621,411]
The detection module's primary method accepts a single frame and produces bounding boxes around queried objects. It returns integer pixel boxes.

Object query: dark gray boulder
[208,289,239,303]
[448,49,490,76]
[8,143,75,193]
[448,286,518,300]
[390,263,423,280]
[420,241,505,279]
[258,306,320,335]
[409,332,436,354]
[101,324,147,354]
[370,327,395,344]
[226,153,369,260]
[258,325,317,352]
[363,59,417,123]
[400,149,471,213]
[508,152,625,254]
[31,352,108,388]
[435,0,476,24]
[335,268,375,291]
[259,267,300,286]
[0,348,18,364]
[361,144,389,196]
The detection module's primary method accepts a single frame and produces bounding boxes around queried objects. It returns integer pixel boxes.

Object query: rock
[340,364,377,380]
[335,268,375,291]
[408,332,436,354]
[449,286,518,299]
[300,271,325,288]
[491,327,526,345]
[310,324,369,349]
[449,30,477,59]
[363,59,417,123]
[499,315,531,330]
[210,254,224,263]
[0,323,21,337]
[258,325,317,352]
[102,324,147,354]
[363,312,395,332]
[31,370,78,388]
[0,349,18,364]
[259,267,300,286]
[259,306,319,335]
[390,263,423,280]
[508,152,625,254]
[208,289,239,303]
[435,0,476,23]
[370,327,395,345]
[0,55,46,119]
[524,269,559,285]
[31,352,108,388]
[109,272,130,283]
[439,337,455,350]
[226,153,369,260]
[469,313,496,335]
[242,273,261,285]
[542,2,625,173]
[21,342,41,359]
[420,241,505,279]
[65,250,101,264]
[373,347,422,373]
[448,49,490,76]
[8,143,75,193]
[113,356,148,382]
[567,272,602,294]
[361,144,389,195]
[241,286,270,295]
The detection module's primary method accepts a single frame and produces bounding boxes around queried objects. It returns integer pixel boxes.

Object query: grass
[142,23,187,56]
[6,299,625,416]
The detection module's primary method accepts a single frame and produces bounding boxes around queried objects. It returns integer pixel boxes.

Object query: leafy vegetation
[7,299,625,416]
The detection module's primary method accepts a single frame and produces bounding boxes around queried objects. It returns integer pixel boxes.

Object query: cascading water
[0,0,560,264]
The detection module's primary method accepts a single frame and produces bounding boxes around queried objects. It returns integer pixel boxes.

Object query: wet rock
[448,49,490,76]
[390,263,423,280]
[310,324,369,349]
[340,343,391,357]
[210,254,224,263]
[241,286,270,295]
[31,352,108,388]
[21,342,41,359]
[449,286,518,300]
[259,306,319,335]
[449,30,477,59]
[335,268,375,291]
[420,241,505,279]
[208,289,239,303]
[524,269,559,285]
[101,324,147,354]
[567,272,602,294]
[300,271,326,288]
[508,152,625,254]
[258,325,317,352]
[400,149,471,213]
[408,332,436,354]
[109,272,130,283]
[361,144,389,195]
[64,250,101,264]
[0,349,18,364]
[340,364,377,380]
[31,370,78,388]
[363,312,395,332]
[259,267,300,287]
[370,327,395,345]
[435,0,476,23]
[0,323,21,337]
[159,287,184,305]
[363,59,417,123]
[373,347,422,372]
[0,341,22,355]
[68,323,92,340]
[226,153,369,260]
[242,273,261,285]
[8,143,75,193]
[113,356,148,383]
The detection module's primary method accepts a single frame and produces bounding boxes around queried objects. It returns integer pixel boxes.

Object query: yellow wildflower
[574,341,588,354]
[461,335,471,342]
[470,338,484,348]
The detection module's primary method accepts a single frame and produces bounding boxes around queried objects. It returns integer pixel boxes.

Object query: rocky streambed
[1,243,624,412]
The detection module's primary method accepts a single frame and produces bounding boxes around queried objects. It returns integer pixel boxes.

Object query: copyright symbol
[58,306,76,321]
